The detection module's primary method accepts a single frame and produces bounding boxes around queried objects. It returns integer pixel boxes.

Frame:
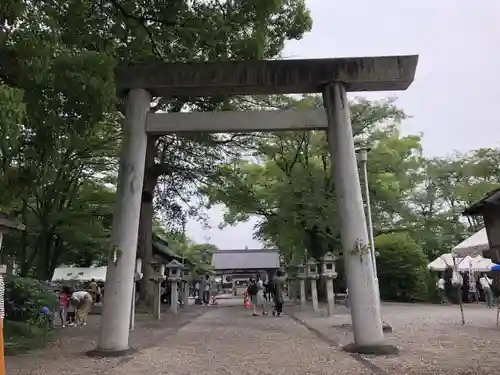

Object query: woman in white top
[71,290,93,326]
[256,275,268,315]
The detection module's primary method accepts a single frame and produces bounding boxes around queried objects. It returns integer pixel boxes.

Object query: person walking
[88,279,98,302]
[479,273,494,308]
[263,279,273,307]
[436,274,446,304]
[272,270,286,316]
[247,278,262,316]
[256,275,268,315]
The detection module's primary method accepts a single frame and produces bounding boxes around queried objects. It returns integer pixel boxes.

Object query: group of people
[436,271,497,308]
[245,270,286,317]
[56,279,102,327]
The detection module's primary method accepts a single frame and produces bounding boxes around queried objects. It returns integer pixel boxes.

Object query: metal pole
[357,148,381,305]
[357,149,377,276]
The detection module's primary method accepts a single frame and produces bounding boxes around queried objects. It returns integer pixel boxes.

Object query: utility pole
[355,148,377,278]
[356,147,391,332]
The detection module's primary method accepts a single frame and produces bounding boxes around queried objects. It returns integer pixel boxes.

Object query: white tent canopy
[428,253,494,272]
[452,228,489,257]
[428,254,470,271]
[52,266,107,282]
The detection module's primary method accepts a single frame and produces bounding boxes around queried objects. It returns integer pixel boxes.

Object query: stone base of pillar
[342,342,399,356]
[87,347,136,358]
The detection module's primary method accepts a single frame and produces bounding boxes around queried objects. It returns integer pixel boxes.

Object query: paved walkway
[9,299,500,375]
[107,305,366,375]
[6,307,207,375]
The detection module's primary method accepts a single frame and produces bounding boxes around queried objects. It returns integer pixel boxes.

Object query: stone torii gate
[95,55,418,356]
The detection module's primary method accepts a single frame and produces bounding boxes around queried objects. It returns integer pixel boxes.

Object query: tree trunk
[35,230,52,280]
[137,136,159,308]
[18,200,32,277]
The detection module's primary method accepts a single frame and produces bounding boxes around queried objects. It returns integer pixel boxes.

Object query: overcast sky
[186,0,500,249]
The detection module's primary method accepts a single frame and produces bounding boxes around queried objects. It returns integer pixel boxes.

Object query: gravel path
[106,306,366,375]
[289,302,500,375]
[9,300,500,375]
[6,307,208,375]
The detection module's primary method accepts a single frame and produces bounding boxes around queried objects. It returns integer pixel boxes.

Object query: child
[57,287,70,327]
[66,297,76,327]
[243,291,251,309]
[40,306,54,329]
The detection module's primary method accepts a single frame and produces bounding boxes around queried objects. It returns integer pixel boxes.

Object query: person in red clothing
[57,285,71,327]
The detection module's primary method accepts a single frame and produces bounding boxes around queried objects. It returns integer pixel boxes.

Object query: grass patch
[4,320,54,356]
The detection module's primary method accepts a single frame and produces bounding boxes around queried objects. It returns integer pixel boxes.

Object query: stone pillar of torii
[92,56,418,357]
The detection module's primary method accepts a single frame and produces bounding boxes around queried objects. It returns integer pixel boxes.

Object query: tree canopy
[0,0,312,280]
[1,0,499,308]
[204,94,500,267]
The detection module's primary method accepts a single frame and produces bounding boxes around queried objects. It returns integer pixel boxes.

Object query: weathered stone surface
[145,108,328,134]
[116,55,418,97]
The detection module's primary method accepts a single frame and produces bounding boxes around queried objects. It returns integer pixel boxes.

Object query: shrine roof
[463,188,500,216]
[211,249,280,271]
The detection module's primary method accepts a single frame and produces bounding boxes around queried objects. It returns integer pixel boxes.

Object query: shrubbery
[4,276,57,354]
[5,276,57,323]
[375,232,429,302]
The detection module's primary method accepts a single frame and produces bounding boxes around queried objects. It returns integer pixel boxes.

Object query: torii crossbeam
[95,55,418,356]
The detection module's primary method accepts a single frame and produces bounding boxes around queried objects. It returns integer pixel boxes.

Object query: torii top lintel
[115,55,418,98]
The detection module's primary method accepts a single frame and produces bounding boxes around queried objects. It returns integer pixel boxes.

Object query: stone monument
[321,252,337,317]
[166,260,183,314]
[296,262,307,307]
[149,261,166,320]
[307,258,319,313]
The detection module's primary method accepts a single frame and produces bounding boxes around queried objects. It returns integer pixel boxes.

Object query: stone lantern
[306,258,319,312]
[295,262,307,306]
[321,252,337,317]
[321,252,337,278]
[149,261,166,319]
[307,258,319,277]
[296,262,307,279]
[166,260,184,314]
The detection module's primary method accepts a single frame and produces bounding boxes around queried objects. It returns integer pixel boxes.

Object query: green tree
[152,223,217,275]
[0,0,312,282]
[205,96,422,264]
[132,0,312,307]
[0,13,119,278]
[374,232,428,302]
[404,149,500,261]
